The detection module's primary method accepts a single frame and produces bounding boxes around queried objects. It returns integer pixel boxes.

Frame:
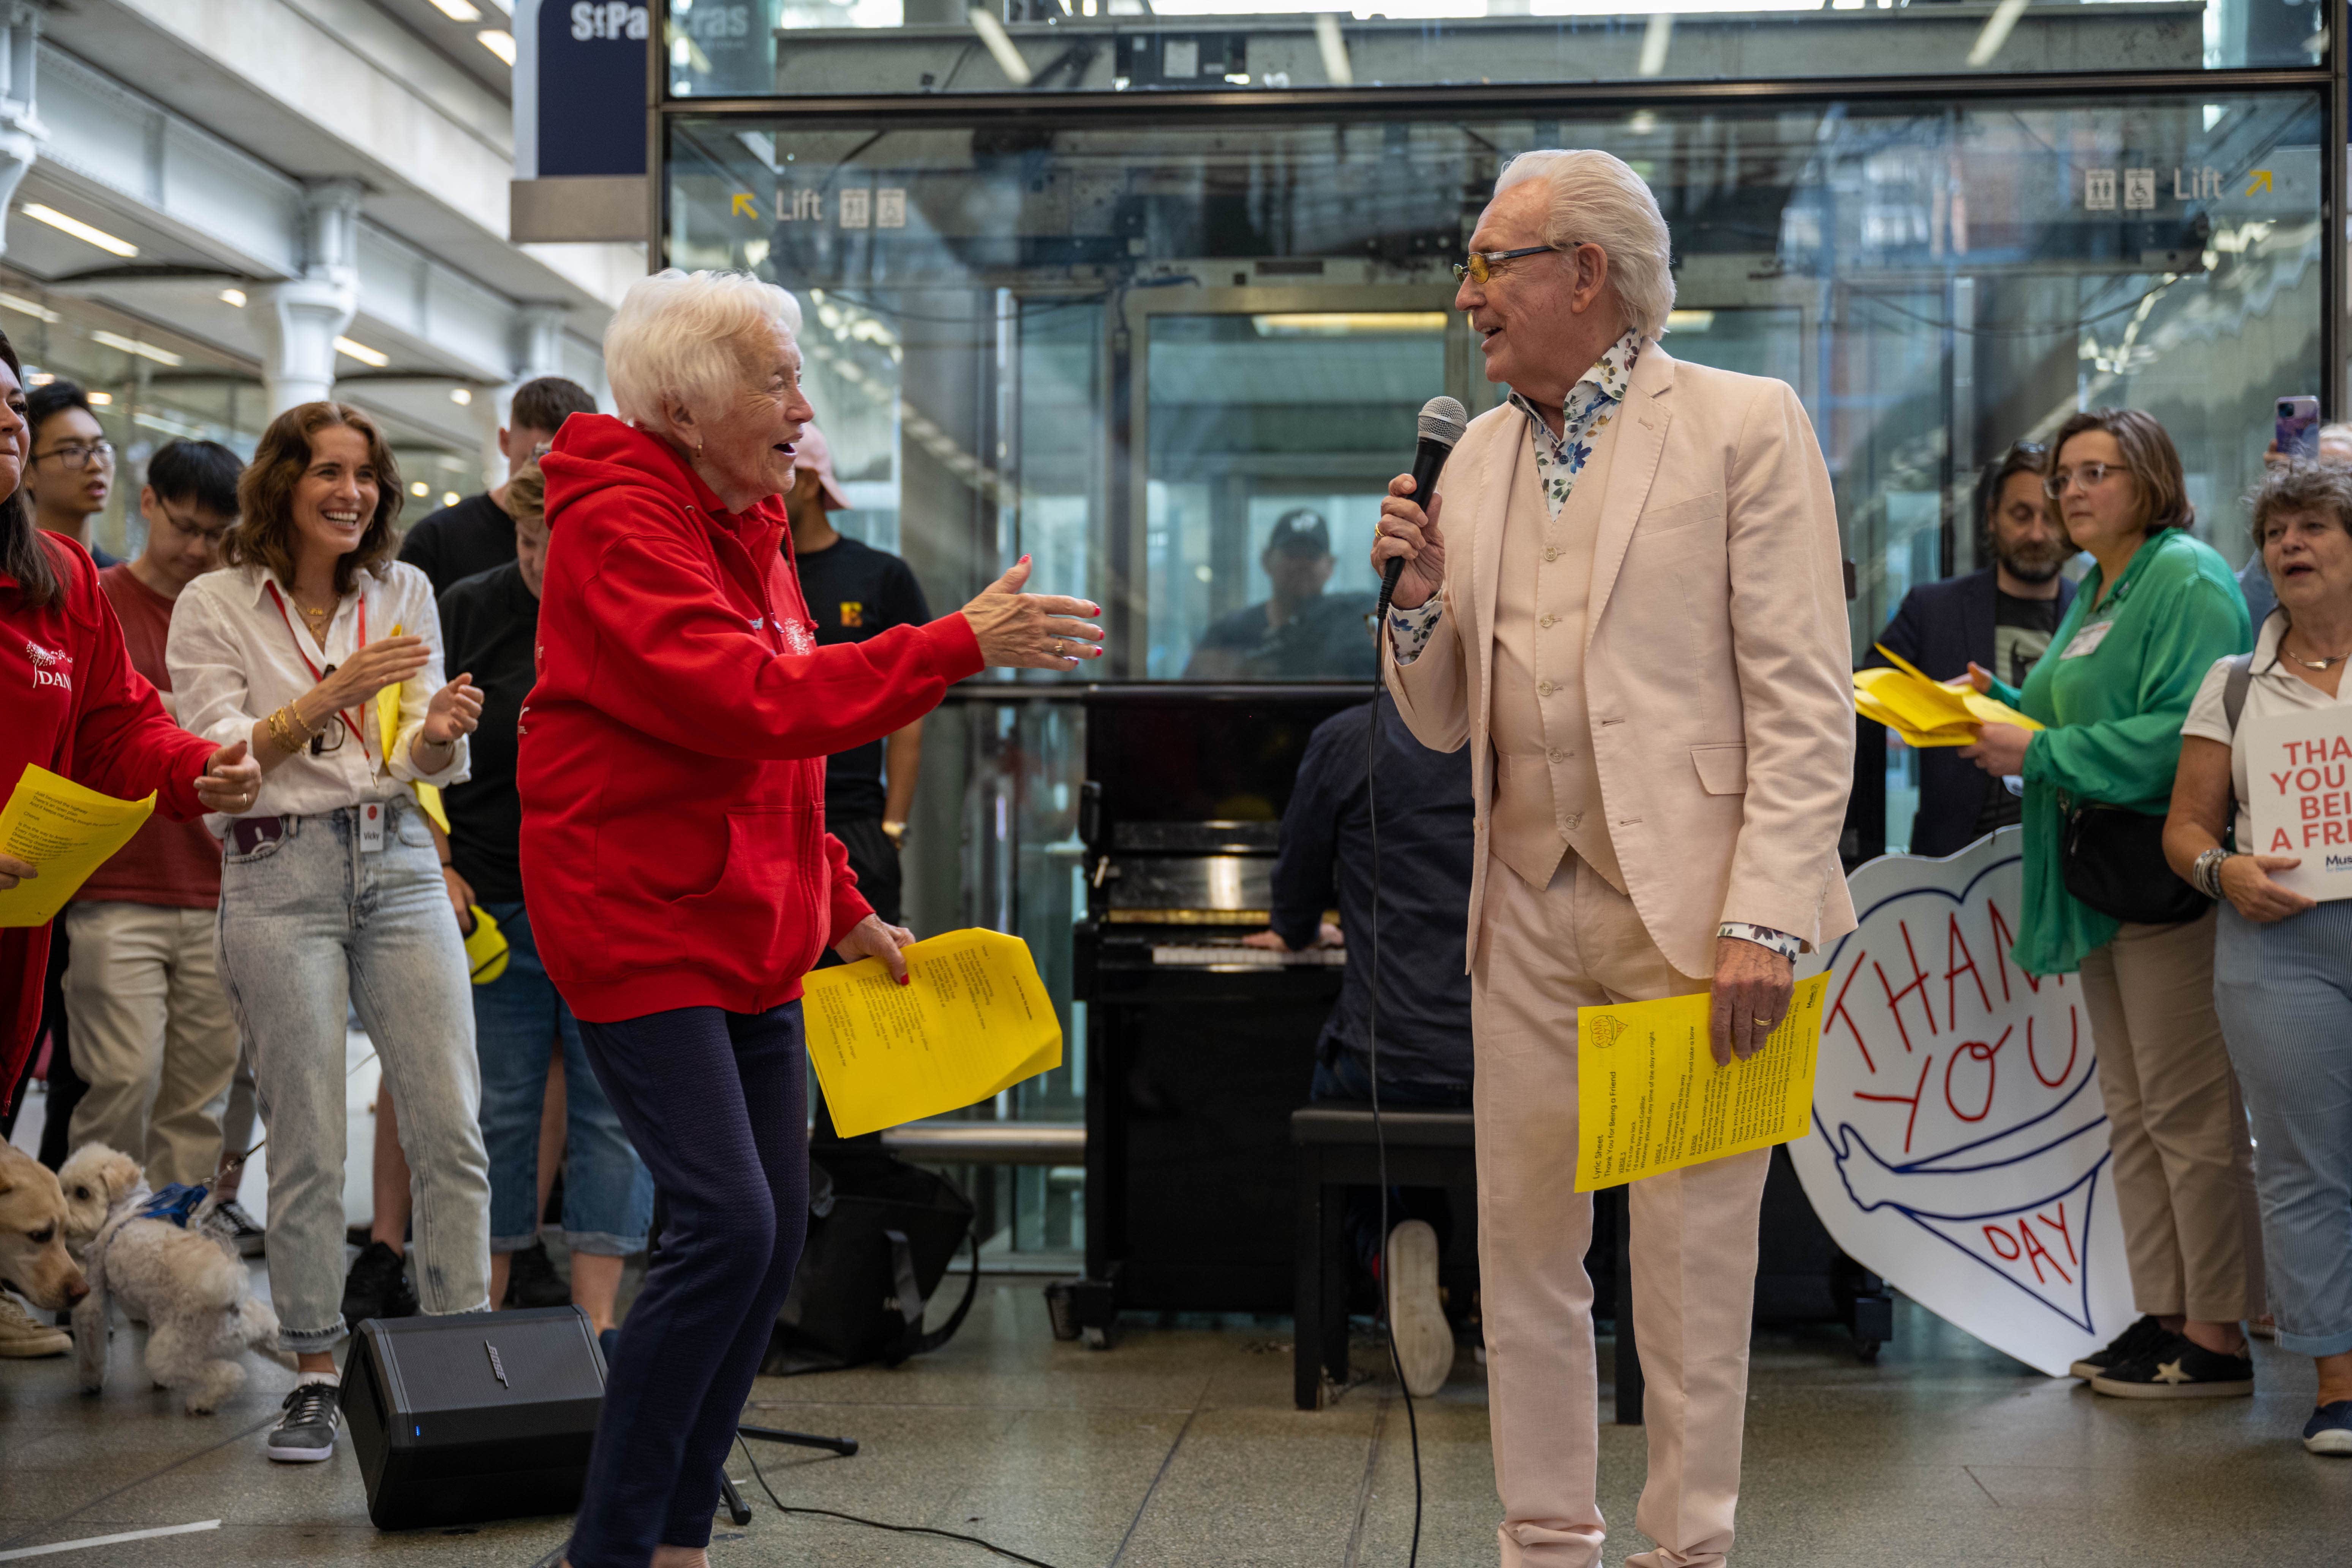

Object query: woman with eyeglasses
[1961,407,2263,1398]
[166,401,493,1468]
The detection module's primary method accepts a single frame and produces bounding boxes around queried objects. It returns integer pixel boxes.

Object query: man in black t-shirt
[434,462,650,1341]
[400,376,598,596]
[787,423,929,926]
[1184,509,1378,681]
[1870,446,2076,856]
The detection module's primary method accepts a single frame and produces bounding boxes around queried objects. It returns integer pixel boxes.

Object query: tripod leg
[739,1423,860,1457]
[718,1474,752,1527]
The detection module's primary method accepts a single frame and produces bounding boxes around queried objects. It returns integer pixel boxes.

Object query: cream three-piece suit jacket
[1383,345,1857,978]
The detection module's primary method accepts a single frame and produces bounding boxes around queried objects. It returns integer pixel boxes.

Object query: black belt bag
[2061,801,2210,926]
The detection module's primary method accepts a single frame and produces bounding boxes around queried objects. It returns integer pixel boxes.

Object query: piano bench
[1291,1102,1476,1411]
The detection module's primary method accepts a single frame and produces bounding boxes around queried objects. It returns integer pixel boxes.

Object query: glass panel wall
[672,0,2315,99]
[669,85,2328,1250]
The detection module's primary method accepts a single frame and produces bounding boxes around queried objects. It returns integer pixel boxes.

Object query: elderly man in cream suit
[1372,150,1855,1568]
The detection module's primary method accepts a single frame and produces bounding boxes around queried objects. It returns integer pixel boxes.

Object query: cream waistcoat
[1487,411,1626,894]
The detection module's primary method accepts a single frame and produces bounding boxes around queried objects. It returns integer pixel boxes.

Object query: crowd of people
[2,241,2349,1568]
[0,267,1102,1568]
[1870,411,2352,1455]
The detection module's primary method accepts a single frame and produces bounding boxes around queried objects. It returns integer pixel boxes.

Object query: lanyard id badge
[359,801,385,853]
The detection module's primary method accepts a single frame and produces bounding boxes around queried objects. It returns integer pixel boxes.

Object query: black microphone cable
[1366,633,1426,1568]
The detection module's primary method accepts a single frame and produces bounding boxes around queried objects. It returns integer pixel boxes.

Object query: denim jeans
[2213,900,2352,1358]
[568,1003,808,1568]
[474,901,651,1256]
[215,797,491,1351]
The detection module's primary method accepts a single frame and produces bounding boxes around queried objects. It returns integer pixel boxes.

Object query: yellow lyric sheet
[0,764,156,927]
[803,927,1063,1138]
[1575,972,1831,1192]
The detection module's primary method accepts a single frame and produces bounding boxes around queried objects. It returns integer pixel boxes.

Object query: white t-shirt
[2181,609,2352,850]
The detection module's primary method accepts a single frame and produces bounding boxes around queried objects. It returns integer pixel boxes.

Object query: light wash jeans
[474,902,652,1257]
[2214,900,2352,1359]
[216,796,491,1351]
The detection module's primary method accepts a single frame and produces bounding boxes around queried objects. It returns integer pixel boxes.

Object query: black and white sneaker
[215,1201,266,1258]
[2068,1314,2165,1381]
[340,1240,417,1328]
[2089,1331,2254,1399]
[2303,1401,2352,1456]
[266,1380,341,1462]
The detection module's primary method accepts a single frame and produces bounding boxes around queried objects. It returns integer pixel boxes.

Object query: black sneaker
[266,1380,341,1462]
[2304,1401,2352,1456]
[2067,1314,2165,1381]
[340,1240,417,1328]
[215,1200,266,1258]
[2090,1331,2254,1399]
[503,1239,571,1310]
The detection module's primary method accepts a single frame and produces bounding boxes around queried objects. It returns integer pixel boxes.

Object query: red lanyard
[264,582,371,762]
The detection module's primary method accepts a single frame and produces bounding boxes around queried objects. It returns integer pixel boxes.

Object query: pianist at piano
[1243,689,1475,1397]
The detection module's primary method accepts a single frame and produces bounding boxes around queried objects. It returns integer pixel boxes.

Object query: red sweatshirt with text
[2,534,214,1086]
[518,416,983,1022]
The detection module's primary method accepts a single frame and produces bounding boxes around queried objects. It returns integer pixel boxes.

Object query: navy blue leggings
[568,1002,808,1567]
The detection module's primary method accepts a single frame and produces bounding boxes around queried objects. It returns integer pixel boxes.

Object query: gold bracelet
[265,707,298,755]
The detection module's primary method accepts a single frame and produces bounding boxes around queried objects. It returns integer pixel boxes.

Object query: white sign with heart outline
[1788,828,2132,1376]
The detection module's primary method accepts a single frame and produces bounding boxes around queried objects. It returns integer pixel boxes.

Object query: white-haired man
[1372,150,1855,1567]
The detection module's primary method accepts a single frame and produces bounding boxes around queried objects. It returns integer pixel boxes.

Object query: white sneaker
[0,1292,70,1358]
[1384,1220,1453,1397]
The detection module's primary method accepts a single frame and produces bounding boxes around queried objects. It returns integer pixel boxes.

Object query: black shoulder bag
[2059,653,2255,926]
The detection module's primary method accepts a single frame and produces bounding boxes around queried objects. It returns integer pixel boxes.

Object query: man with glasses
[59,441,261,1243]
[1372,150,1853,1568]
[1867,443,2077,857]
[398,376,598,596]
[25,379,117,567]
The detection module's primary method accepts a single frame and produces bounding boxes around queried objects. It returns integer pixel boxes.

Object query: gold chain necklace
[2283,629,2351,670]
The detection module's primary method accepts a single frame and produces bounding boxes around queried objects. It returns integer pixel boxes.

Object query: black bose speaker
[341,1306,606,1530]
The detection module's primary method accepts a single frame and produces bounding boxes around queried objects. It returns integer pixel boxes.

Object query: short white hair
[603,269,805,427]
[1493,150,1675,343]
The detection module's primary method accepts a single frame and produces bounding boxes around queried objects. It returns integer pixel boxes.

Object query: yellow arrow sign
[2246,170,2273,195]
[731,191,759,218]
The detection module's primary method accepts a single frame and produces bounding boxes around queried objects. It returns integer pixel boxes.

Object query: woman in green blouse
[1962,408,2263,1398]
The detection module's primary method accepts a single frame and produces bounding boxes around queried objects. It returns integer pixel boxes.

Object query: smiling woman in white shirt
[2166,458,2352,1457]
[166,401,491,1468]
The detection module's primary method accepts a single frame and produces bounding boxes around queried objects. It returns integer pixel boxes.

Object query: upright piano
[1073,684,1367,1314]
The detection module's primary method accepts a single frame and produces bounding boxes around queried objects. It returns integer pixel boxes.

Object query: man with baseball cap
[786,422,929,931]
[1185,507,1379,680]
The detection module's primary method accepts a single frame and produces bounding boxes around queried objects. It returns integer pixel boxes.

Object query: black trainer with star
[2088,1330,2254,1398]
[267,1380,342,1462]
[2067,1314,2165,1381]
[2304,1400,2352,1456]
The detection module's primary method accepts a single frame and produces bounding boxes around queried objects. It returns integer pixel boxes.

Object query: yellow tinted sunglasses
[1452,244,1562,284]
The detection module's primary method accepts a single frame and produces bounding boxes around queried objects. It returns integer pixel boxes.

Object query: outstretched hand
[959,556,1104,670]
[194,740,262,815]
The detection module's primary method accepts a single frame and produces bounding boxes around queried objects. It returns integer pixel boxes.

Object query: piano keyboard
[1150,944,1347,967]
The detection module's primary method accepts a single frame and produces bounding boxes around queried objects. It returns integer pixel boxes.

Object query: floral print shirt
[1387,329,1645,665]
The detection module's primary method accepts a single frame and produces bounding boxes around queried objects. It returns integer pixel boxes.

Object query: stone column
[0,4,47,255]
[252,179,362,414]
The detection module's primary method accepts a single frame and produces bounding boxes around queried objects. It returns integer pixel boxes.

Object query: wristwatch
[880,820,907,847]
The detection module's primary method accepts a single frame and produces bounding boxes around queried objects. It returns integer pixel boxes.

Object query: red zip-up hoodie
[517,416,983,1023]
[3,533,214,1084]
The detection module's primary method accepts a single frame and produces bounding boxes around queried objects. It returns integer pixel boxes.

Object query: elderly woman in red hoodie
[0,324,259,1123]
[522,270,1100,1568]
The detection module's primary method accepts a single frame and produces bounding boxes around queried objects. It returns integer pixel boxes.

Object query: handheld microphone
[1378,395,1470,623]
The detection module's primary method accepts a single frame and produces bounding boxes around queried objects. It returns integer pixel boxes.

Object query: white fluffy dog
[57,1144,288,1413]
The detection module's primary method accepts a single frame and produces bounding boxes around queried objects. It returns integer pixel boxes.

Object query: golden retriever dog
[0,1140,87,1314]
[58,1144,287,1413]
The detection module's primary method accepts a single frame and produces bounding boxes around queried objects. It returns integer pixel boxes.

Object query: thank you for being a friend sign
[2242,705,2352,901]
